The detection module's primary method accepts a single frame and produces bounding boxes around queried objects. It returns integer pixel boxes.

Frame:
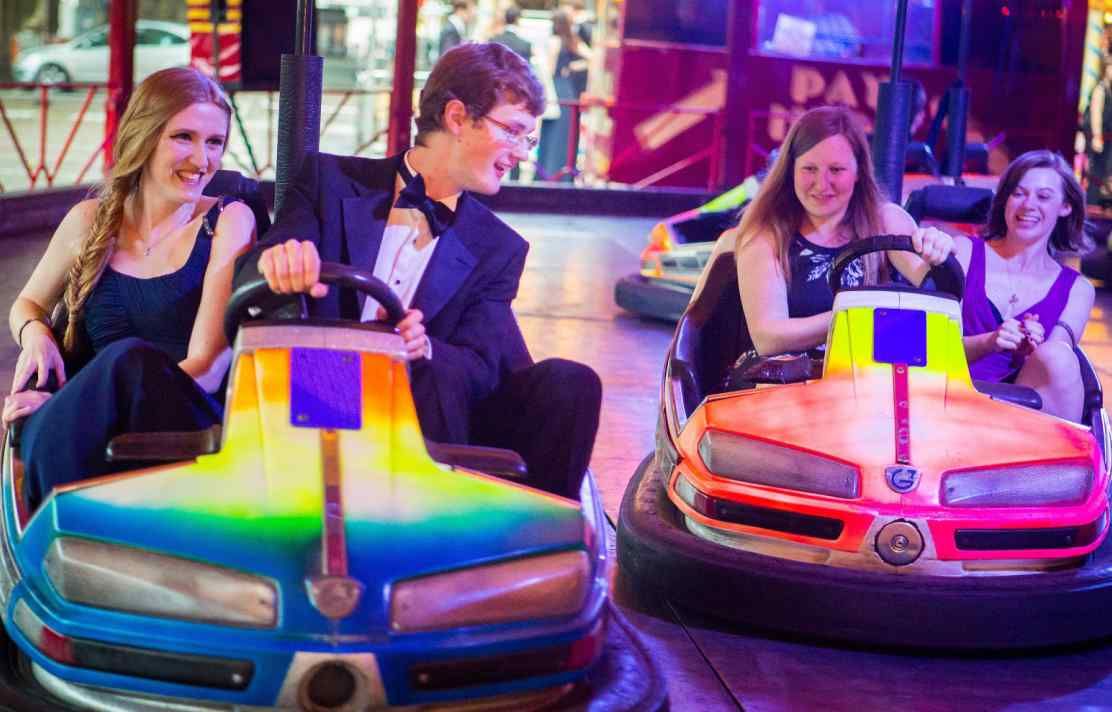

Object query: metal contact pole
[275,0,322,215]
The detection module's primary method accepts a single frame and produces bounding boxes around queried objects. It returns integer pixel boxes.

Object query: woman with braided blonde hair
[4,66,255,511]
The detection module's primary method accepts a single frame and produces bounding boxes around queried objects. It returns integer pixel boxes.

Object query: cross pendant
[1008,293,1019,309]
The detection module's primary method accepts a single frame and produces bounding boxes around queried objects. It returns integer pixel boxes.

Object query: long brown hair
[62,66,231,351]
[552,9,578,54]
[735,105,887,284]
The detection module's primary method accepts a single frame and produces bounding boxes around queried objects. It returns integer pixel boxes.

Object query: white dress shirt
[360,153,460,329]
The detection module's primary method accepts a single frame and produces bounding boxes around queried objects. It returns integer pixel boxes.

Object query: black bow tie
[395,164,455,237]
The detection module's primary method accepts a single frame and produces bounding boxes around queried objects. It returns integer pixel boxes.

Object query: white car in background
[13,20,190,85]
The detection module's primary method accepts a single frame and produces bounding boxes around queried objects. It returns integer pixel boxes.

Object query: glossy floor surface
[4,214,1112,710]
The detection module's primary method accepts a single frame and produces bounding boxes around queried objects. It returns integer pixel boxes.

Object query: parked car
[12,20,190,85]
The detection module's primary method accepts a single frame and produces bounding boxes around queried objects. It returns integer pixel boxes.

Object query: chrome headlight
[390,551,589,633]
[44,537,276,627]
[697,430,859,499]
[941,462,1093,507]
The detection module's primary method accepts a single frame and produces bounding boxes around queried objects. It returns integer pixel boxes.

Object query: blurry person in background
[490,4,532,62]
[1085,56,1112,208]
[537,9,590,182]
[561,0,595,47]
[438,0,474,57]
[490,4,534,180]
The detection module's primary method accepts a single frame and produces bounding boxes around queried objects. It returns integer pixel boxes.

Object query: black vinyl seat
[668,248,752,419]
[204,169,272,236]
[903,184,993,225]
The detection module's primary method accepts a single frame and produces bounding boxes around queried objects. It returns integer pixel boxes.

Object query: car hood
[694,359,1101,507]
[21,349,584,636]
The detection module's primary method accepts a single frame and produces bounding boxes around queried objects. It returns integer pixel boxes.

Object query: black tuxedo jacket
[439,23,463,55]
[490,29,532,61]
[235,152,530,402]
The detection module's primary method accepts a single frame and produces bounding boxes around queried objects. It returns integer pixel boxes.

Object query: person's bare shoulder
[879,201,916,234]
[211,201,256,256]
[53,198,100,253]
[951,233,974,271]
[1069,270,1096,312]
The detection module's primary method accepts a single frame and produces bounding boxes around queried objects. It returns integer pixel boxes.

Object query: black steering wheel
[828,234,964,300]
[224,262,407,345]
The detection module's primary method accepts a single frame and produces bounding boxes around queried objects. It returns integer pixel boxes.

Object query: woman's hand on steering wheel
[911,226,954,266]
[11,326,66,394]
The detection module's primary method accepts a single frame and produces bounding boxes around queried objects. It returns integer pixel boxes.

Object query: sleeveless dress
[722,233,865,390]
[786,232,866,318]
[20,200,232,510]
[962,237,1079,383]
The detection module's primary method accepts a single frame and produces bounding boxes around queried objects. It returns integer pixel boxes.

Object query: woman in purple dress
[955,150,1095,421]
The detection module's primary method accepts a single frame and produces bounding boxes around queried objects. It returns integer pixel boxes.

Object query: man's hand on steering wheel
[910,226,954,267]
[380,307,431,361]
[258,239,329,298]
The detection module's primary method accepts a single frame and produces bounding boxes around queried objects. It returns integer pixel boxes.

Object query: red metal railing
[0,83,109,192]
[0,83,391,192]
[0,83,725,193]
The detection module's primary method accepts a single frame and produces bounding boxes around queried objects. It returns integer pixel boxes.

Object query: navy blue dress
[20,200,229,511]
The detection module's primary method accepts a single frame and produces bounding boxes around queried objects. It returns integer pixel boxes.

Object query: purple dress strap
[962,237,1079,382]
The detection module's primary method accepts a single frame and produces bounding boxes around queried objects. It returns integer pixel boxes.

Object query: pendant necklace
[138,209,190,257]
[1002,253,1021,318]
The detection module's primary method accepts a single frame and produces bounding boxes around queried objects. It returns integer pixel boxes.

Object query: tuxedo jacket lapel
[412,225,477,324]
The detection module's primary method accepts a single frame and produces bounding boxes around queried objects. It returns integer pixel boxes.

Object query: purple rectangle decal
[289,348,362,430]
[873,308,926,366]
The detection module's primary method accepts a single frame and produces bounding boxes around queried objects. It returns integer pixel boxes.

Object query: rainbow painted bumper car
[618,234,1112,649]
[0,265,665,710]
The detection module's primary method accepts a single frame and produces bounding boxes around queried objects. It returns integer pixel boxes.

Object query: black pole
[889,0,908,83]
[296,0,314,55]
[275,0,322,215]
[942,0,973,181]
[871,0,913,204]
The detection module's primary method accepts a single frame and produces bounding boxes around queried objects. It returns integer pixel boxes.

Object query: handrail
[0,82,109,192]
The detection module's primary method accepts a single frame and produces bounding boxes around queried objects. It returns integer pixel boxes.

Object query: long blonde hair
[62,66,231,351]
[736,105,887,284]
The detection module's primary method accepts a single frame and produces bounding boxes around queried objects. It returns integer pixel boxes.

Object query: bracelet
[17,317,50,349]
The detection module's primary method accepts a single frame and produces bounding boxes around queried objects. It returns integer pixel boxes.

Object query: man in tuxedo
[490,5,532,62]
[438,1,473,56]
[235,43,600,500]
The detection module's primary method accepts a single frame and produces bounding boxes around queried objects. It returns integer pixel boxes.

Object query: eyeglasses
[481,115,540,150]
